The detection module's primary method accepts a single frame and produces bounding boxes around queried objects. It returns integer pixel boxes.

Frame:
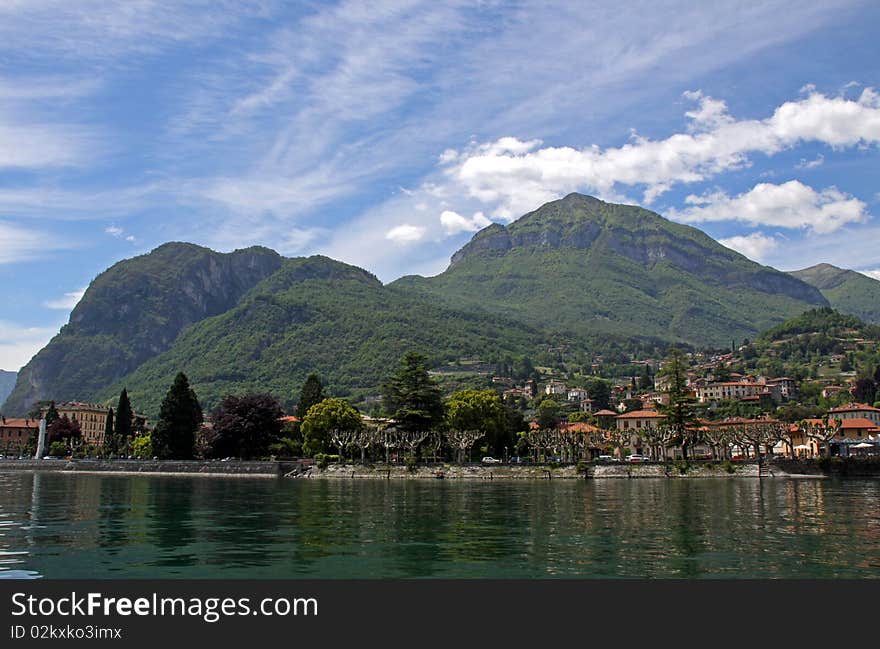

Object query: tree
[115,388,133,448]
[852,377,877,405]
[301,397,363,457]
[296,374,326,419]
[622,398,644,412]
[131,432,153,459]
[46,414,81,448]
[445,389,507,456]
[103,408,114,451]
[210,393,284,459]
[639,363,653,391]
[153,373,203,460]
[585,378,612,410]
[536,398,560,430]
[659,348,697,462]
[45,401,59,424]
[382,352,443,432]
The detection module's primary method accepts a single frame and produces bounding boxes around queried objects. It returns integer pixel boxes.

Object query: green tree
[103,408,114,452]
[45,401,59,424]
[296,373,326,419]
[659,348,697,461]
[131,432,153,459]
[445,389,507,455]
[537,398,560,429]
[382,352,443,432]
[301,397,363,457]
[152,372,203,460]
[585,378,612,410]
[210,393,283,459]
[114,388,133,448]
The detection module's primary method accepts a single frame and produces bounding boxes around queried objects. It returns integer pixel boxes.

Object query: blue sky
[1,0,879,371]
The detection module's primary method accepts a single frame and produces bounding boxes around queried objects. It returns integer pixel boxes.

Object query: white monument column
[34,418,47,459]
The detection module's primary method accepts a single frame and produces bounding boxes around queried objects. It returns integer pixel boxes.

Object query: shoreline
[0,459,835,480]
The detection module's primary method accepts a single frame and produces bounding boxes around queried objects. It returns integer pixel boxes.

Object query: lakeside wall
[4,458,878,479]
[0,458,302,477]
[305,462,762,479]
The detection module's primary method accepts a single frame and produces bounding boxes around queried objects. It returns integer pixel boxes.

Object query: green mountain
[789,263,880,324]
[2,193,836,418]
[95,256,546,417]
[2,243,283,416]
[0,370,16,409]
[392,193,828,346]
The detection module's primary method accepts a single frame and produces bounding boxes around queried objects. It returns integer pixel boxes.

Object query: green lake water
[1,471,878,579]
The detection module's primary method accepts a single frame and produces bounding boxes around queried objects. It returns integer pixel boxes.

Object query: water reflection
[0,472,878,579]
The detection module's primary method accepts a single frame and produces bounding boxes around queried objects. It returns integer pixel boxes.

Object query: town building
[55,402,111,446]
[827,403,880,426]
[0,417,39,454]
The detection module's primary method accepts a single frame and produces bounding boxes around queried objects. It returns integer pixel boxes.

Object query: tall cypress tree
[153,372,203,460]
[296,373,326,419]
[659,348,697,461]
[115,389,133,447]
[45,401,59,424]
[103,408,114,451]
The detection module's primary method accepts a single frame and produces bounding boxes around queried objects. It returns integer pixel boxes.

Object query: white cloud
[796,153,824,169]
[717,233,779,262]
[669,181,867,234]
[43,289,86,311]
[105,226,124,237]
[0,321,62,372]
[859,269,880,281]
[439,210,491,235]
[0,222,72,264]
[0,123,89,170]
[385,224,426,244]
[443,88,880,219]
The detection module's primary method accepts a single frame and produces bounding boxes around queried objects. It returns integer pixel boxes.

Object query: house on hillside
[827,403,880,426]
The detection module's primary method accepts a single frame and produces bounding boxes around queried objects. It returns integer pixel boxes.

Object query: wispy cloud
[0,222,75,264]
[43,289,86,311]
[0,320,63,372]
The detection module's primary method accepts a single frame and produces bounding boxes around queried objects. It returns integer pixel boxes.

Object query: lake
[1,471,879,578]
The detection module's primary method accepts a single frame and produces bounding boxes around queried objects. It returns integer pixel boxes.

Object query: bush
[721,460,736,474]
[48,441,67,457]
[406,457,417,472]
[268,437,302,458]
[675,460,690,475]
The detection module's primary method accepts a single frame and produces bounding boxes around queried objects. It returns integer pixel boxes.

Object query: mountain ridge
[4,193,869,418]
[790,263,880,324]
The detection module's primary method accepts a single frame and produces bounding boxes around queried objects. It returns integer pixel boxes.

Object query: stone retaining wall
[0,458,297,477]
[305,461,761,480]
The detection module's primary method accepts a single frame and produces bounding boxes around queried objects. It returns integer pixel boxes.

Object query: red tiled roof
[829,403,880,414]
[593,409,618,416]
[559,421,601,434]
[617,410,667,419]
[838,418,880,430]
[0,418,40,429]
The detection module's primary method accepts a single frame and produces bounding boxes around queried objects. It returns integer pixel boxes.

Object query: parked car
[597,455,620,463]
[509,456,524,464]
[627,455,648,463]
[481,456,502,465]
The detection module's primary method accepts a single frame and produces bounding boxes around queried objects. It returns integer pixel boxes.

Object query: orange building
[0,417,39,454]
